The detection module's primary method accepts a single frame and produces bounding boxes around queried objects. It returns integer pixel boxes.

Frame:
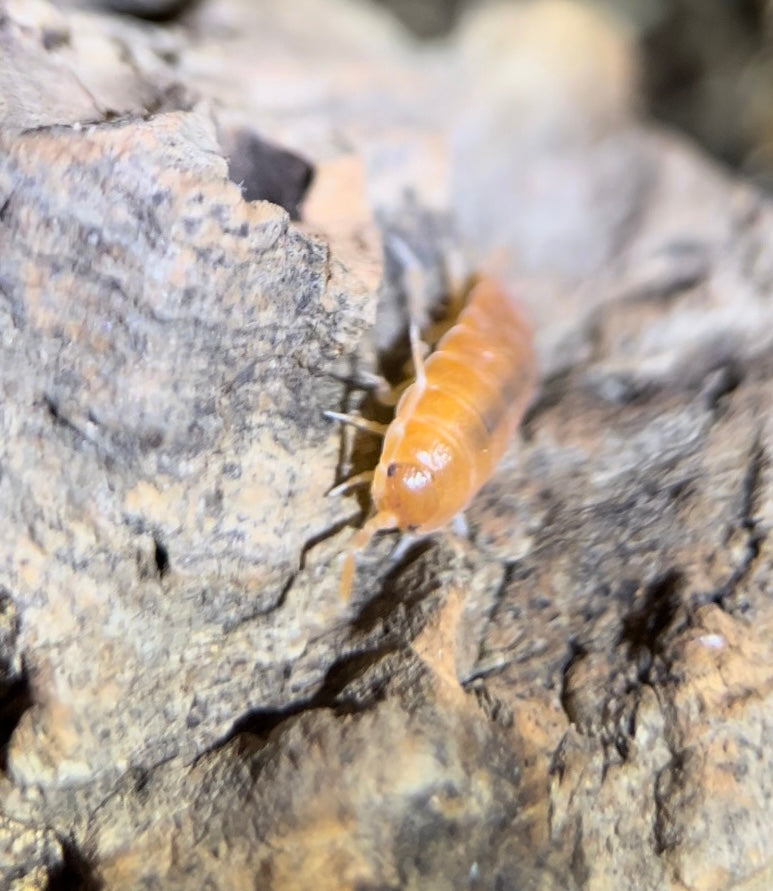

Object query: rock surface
[0,1,771,889]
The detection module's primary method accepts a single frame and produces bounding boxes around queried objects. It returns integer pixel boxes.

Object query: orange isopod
[332,274,537,598]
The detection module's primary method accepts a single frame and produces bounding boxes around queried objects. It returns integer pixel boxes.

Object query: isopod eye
[379,461,438,530]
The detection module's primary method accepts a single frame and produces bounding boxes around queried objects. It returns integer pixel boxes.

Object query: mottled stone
[0,109,375,786]
[0,815,63,890]
[85,593,571,890]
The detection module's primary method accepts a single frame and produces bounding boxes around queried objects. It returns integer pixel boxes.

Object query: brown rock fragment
[87,648,570,890]
[0,815,63,890]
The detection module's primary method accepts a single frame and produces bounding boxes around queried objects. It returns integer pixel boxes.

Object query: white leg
[351,370,408,407]
[324,410,389,436]
[408,322,427,389]
[327,470,375,497]
[386,233,430,332]
[387,531,420,567]
[450,513,470,539]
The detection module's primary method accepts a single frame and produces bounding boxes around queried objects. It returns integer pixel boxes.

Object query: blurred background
[87,0,773,190]
[391,0,773,193]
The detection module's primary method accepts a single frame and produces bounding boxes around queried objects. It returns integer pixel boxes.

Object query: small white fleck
[699,633,726,650]
[405,468,430,491]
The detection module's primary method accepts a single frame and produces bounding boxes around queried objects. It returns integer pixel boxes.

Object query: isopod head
[372,460,439,532]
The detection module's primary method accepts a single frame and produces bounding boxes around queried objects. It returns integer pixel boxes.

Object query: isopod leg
[324,410,389,436]
[346,370,406,407]
[450,513,470,538]
[340,550,358,603]
[340,510,398,600]
[327,470,375,497]
[409,322,427,389]
[387,531,421,566]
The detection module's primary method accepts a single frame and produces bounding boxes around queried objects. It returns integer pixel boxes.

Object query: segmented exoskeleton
[329,274,536,598]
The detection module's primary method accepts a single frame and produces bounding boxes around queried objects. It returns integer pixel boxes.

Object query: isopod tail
[340,510,398,601]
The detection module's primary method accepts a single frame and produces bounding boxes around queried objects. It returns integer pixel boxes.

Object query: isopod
[330,274,536,599]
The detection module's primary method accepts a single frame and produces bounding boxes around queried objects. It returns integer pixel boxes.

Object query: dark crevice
[458,560,520,686]
[152,537,170,578]
[102,0,199,24]
[557,640,588,727]
[493,559,520,607]
[738,436,765,531]
[615,242,710,308]
[0,281,25,329]
[41,27,71,51]
[214,590,415,755]
[269,569,298,614]
[298,516,359,572]
[47,838,103,891]
[43,395,89,443]
[350,538,439,634]
[591,373,659,407]
[226,130,314,220]
[618,569,683,662]
[712,437,766,609]
[309,644,399,715]
[521,369,573,438]
[230,701,309,741]
[568,824,591,889]
[466,680,513,729]
[458,660,508,685]
[459,560,535,686]
[0,671,32,772]
[714,528,764,610]
[0,584,30,769]
[701,359,745,411]
[44,395,65,424]
[228,643,397,744]
[0,585,25,772]
[653,749,689,856]
[272,513,377,614]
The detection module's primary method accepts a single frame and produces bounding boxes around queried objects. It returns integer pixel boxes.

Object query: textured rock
[0,107,375,787]
[0,1,771,889]
[0,815,63,890]
[85,603,569,890]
